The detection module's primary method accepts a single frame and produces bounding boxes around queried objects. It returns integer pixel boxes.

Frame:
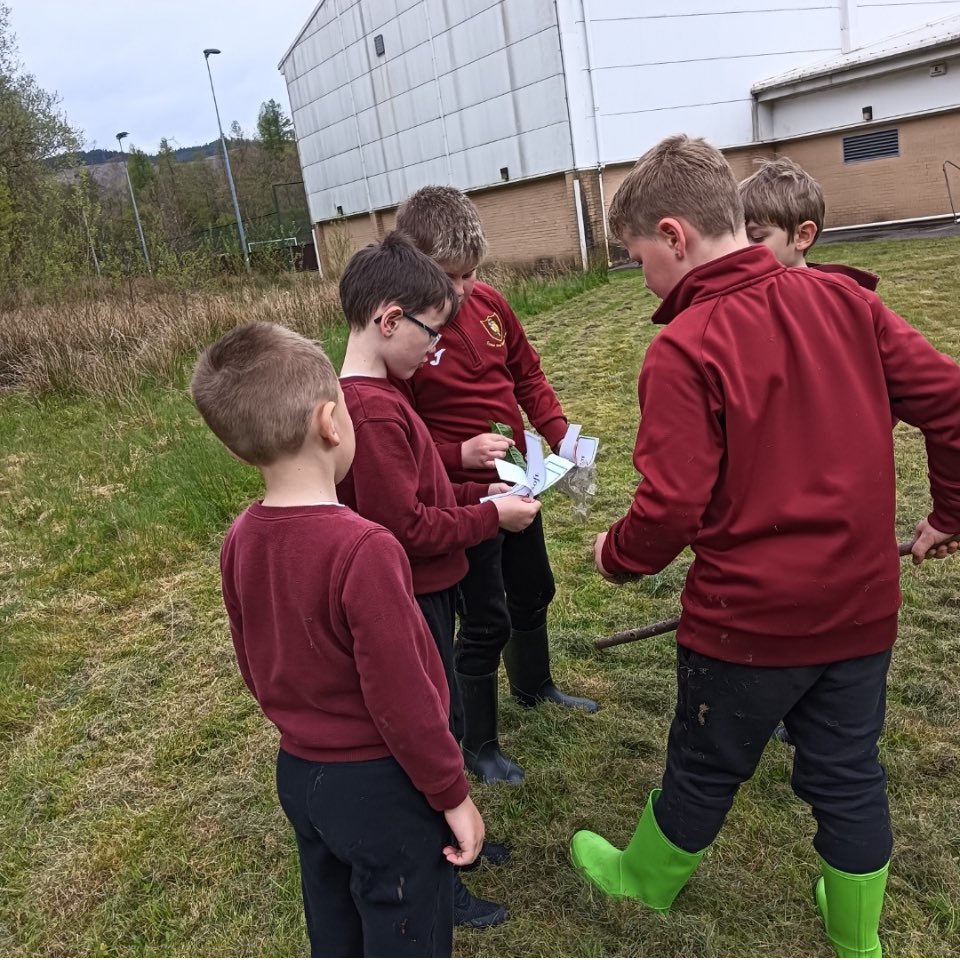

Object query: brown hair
[739,156,825,244]
[191,321,339,466]
[394,185,487,266]
[608,134,743,241]
[338,230,455,332]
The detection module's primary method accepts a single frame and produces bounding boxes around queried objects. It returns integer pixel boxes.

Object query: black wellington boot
[502,624,598,712]
[455,671,524,785]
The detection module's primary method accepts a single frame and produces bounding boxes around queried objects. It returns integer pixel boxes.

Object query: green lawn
[1,239,958,956]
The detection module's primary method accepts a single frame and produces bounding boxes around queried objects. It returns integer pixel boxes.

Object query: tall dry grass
[0,277,345,398]
[0,264,607,399]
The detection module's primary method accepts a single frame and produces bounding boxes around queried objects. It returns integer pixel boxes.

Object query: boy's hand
[910,518,960,564]
[487,482,511,496]
[462,433,514,469]
[443,796,485,867]
[496,495,541,532]
[594,531,633,584]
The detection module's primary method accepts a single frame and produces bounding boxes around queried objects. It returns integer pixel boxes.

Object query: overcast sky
[8,1,316,154]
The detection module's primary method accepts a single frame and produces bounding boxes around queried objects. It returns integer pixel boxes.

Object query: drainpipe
[579,0,610,265]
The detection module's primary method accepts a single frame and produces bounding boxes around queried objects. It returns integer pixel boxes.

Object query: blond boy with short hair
[571,134,960,958]
[192,321,484,957]
[395,186,597,787]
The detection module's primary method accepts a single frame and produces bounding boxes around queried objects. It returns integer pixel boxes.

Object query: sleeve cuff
[436,441,464,472]
[425,772,470,812]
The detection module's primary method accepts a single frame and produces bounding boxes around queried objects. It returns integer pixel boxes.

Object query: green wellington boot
[570,790,704,911]
[815,857,889,958]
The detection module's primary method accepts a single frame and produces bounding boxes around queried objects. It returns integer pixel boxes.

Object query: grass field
[1,240,958,956]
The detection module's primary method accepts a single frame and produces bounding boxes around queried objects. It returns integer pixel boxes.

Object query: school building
[278,1,960,270]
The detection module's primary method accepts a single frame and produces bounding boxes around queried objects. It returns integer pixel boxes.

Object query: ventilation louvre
[843,128,899,163]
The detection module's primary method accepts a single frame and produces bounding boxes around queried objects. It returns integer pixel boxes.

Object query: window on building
[842,128,899,163]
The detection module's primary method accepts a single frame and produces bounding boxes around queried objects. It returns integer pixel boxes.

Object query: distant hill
[67,141,222,167]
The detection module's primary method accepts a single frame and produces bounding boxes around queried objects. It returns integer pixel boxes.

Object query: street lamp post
[115,131,152,275]
[203,48,251,272]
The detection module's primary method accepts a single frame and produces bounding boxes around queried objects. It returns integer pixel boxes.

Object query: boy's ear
[657,218,687,259]
[376,304,404,337]
[313,399,340,446]
[794,220,818,254]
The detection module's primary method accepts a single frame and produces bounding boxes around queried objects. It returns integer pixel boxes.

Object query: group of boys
[191,137,960,958]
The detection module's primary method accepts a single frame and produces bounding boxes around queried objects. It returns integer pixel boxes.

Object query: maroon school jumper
[338,376,499,594]
[404,281,567,485]
[220,502,469,811]
[602,246,960,667]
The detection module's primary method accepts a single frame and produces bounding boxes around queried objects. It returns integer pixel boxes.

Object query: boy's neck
[260,454,340,507]
[340,330,388,379]
[691,228,751,266]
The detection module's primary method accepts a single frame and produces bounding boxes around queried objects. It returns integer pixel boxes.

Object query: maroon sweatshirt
[338,377,500,594]
[404,281,568,484]
[220,502,469,811]
[602,246,960,667]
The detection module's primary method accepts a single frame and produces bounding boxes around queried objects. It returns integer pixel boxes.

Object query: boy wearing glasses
[337,231,540,927]
[394,186,598,788]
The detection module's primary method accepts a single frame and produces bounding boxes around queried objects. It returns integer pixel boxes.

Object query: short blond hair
[191,321,339,466]
[395,185,487,266]
[608,135,743,241]
[739,156,825,244]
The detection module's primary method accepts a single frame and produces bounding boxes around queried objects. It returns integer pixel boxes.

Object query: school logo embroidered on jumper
[482,313,506,348]
[429,348,446,366]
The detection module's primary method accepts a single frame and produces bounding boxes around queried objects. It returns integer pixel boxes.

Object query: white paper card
[480,431,573,501]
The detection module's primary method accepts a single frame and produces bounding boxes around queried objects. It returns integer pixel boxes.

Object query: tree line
[0,4,309,294]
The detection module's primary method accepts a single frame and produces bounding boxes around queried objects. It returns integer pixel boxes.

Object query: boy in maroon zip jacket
[570,135,960,958]
[739,156,880,290]
[191,322,484,957]
[336,231,541,928]
[394,186,598,786]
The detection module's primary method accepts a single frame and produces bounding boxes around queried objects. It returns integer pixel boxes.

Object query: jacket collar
[652,245,785,326]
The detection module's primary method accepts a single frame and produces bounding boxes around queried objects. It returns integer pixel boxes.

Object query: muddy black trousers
[276,750,453,957]
[654,645,893,874]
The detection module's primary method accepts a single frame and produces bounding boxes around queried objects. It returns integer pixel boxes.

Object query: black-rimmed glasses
[375,310,442,350]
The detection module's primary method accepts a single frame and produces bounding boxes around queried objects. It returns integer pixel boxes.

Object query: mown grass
[1,240,958,956]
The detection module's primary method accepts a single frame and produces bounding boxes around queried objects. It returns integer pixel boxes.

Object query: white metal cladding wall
[568,0,843,164]
[281,0,572,223]
[848,0,960,50]
[765,56,960,139]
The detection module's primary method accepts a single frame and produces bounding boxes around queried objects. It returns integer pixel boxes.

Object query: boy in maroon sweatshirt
[570,136,960,958]
[740,156,880,290]
[336,231,541,928]
[191,322,484,957]
[394,186,598,786]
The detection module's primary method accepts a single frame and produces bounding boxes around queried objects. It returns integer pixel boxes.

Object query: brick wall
[312,113,959,271]
[776,111,960,226]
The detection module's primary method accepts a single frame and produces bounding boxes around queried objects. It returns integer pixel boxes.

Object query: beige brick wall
[776,111,960,226]
[469,175,581,268]
[313,114,959,271]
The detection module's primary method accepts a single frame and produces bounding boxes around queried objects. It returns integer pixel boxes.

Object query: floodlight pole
[204,48,251,272]
[115,131,152,275]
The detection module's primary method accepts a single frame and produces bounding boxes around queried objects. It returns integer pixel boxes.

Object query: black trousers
[276,750,453,958]
[455,511,556,676]
[416,587,464,742]
[654,645,893,874]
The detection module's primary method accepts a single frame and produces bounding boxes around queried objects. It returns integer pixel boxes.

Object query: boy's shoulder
[342,375,415,426]
[468,280,514,316]
[807,261,880,292]
[225,501,397,558]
